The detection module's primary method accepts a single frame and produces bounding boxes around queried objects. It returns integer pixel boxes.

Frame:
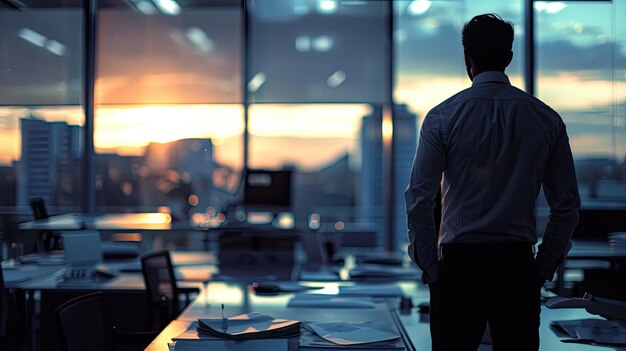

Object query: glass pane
[0,106,84,211]
[394,0,524,124]
[249,104,384,245]
[96,4,242,104]
[393,0,524,249]
[536,0,626,205]
[0,9,82,105]
[94,105,244,217]
[248,0,388,103]
[0,2,84,223]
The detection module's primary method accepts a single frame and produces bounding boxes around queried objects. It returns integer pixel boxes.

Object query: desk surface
[145,281,415,351]
[19,213,175,231]
[18,212,299,232]
[568,240,626,260]
[3,250,217,291]
[144,281,626,351]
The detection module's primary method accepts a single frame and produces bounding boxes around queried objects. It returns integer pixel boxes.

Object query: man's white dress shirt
[405,71,580,284]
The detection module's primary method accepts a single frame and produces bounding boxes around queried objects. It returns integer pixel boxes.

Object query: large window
[0,3,84,213]
[247,0,389,245]
[94,2,244,215]
[536,0,626,205]
[3,0,625,251]
[394,0,524,124]
[248,0,388,103]
[248,104,375,231]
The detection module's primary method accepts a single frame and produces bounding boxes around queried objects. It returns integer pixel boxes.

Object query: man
[405,14,580,351]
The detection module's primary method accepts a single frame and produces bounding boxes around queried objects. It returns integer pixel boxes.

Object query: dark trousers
[429,242,542,351]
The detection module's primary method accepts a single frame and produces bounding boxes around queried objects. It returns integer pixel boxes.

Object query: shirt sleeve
[536,122,581,281]
[404,111,446,285]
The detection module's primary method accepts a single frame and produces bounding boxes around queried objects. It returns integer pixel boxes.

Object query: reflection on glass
[0,107,84,209]
[0,10,83,105]
[249,0,387,103]
[94,105,244,215]
[96,8,242,104]
[536,1,626,203]
[394,0,524,125]
[93,212,172,230]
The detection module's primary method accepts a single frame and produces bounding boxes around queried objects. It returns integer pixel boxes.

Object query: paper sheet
[553,319,626,345]
[306,322,400,346]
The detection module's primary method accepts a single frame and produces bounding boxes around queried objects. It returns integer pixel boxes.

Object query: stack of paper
[196,312,301,340]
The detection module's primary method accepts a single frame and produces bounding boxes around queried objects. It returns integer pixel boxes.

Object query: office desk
[568,240,626,261]
[5,249,213,351]
[145,281,626,351]
[554,240,626,295]
[400,301,626,350]
[18,212,299,232]
[18,212,175,231]
[145,281,417,351]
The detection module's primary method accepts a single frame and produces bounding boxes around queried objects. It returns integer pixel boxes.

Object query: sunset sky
[0,1,624,169]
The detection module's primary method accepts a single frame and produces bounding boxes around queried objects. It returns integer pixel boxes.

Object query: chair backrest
[29,197,49,220]
[29,197,62,251]
[55,292,113,351]
[140,250,179,330]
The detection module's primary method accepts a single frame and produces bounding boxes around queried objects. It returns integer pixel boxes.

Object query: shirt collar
[472,71,510,86]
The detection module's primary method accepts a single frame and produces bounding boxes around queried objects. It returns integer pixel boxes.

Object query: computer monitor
[243,169,292,208]
[63,231,103,268]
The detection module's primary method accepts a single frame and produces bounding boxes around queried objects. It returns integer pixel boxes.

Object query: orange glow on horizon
[0,76,624,167]
[94,105,244,150]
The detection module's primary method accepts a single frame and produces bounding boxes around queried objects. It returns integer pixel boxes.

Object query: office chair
[140,250,198,331]
[55,292,155,351]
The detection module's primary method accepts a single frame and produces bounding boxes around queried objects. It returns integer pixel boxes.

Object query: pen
[221,304,228,330]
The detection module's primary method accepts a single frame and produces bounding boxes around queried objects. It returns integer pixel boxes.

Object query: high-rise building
[0,163,16,206]
[358,104,418,249]
[393,104,418,251]
[17,116,82,207]
[358,105,384,245]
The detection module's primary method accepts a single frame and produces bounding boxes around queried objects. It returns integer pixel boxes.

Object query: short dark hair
[462,14,514,71]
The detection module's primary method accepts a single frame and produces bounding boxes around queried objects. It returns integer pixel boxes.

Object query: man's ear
[464,51,474,81]
[505,50,513,68]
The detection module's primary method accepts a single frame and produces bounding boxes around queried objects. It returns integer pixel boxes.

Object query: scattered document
[299,327,404,350]
[196,312,301,340]
[552,319,626,345]
[305,322,401,346]
[547,295,626,320]
[546,296,594,308]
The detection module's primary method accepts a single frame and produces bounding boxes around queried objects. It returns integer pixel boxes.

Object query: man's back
[431,71,565,244]
[405,14,580,351]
